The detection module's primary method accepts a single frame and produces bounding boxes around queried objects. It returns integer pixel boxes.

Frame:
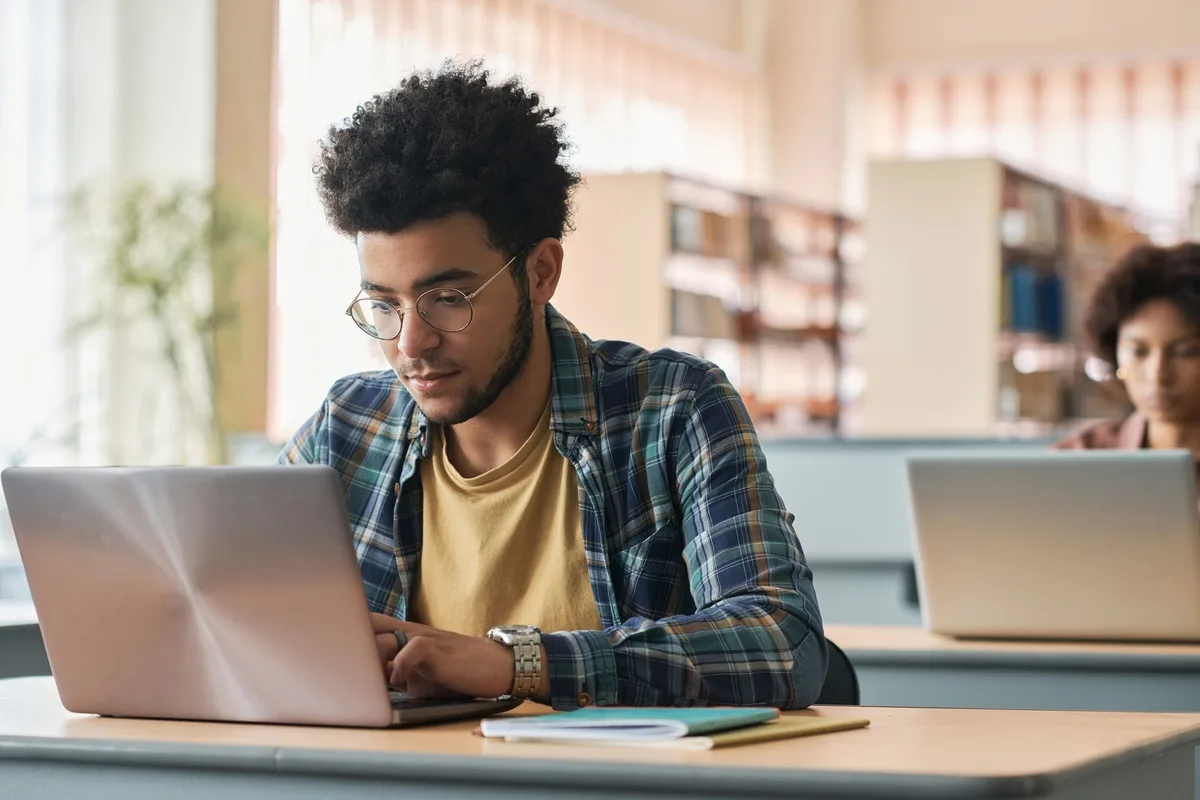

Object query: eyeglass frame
[345,246,531,340]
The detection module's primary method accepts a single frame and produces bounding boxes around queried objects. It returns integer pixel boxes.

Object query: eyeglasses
[346,249,526,340]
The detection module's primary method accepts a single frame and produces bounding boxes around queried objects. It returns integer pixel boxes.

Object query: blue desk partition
[759,437,1053,626]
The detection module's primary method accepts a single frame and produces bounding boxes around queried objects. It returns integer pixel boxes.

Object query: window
[0,0,70,559]
[868,60,1200,238]
[270,0,755,441]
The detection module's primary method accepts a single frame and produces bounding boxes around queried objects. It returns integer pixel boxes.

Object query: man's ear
[526,239,564,305]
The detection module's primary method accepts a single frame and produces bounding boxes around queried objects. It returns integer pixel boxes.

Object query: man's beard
[420,283,534,426]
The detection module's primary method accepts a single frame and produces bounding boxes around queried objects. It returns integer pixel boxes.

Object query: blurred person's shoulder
[1053,414,1145,451]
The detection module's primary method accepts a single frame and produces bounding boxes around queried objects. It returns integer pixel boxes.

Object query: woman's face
[1116,299,1200,426]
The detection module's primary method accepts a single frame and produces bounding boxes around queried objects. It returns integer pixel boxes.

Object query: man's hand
[375,631,401,668]
[369,613,545,701]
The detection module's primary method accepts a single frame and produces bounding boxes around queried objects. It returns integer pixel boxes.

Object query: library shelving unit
[860,157,1147,438]
[556,172,858,437]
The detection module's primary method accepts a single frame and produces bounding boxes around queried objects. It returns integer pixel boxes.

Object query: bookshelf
[860,157,1147,438]
[556,172,858,436]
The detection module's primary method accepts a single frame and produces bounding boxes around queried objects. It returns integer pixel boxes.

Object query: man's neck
[1146,420,1200,461]
[442,329,553,480]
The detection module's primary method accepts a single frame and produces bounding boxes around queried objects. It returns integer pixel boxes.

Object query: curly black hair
[313,60,580,265]
[1085,241,1200,365]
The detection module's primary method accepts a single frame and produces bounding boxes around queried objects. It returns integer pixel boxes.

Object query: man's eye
[431,292,466,307]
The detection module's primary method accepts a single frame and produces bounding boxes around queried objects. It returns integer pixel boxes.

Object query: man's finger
[370,612,402,632]
[389,635,433,686]
[370,613,434,636]
[374,632,400,664]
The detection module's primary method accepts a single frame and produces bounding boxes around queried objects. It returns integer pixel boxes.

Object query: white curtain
[0,0,70,557]
[867,60,1200,239]
[271,0,755,441]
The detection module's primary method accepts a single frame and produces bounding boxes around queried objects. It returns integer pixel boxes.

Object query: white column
[761,0,863,210]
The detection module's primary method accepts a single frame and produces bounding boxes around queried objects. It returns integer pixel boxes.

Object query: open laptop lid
[906,449,1200,642]
[2,465,400,726]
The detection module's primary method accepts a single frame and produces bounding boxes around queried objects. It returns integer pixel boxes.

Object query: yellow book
[497,715,870,751]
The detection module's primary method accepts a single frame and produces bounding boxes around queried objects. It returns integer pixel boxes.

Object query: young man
[279,62,827,710]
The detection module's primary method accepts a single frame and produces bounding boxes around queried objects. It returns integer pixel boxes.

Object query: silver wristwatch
[486,624,542,700]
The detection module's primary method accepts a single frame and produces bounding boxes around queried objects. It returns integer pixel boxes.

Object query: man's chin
[413,399,469,427]
[412,389,496,427]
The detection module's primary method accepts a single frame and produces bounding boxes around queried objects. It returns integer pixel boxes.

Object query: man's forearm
[541,595,825,710]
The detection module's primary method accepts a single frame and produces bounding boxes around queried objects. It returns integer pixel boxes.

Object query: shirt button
[393,482,400,496]
[576,692,593,707]
[581,418,596,431]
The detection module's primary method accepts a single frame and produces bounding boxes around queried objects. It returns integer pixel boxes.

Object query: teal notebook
[478,707,780,742]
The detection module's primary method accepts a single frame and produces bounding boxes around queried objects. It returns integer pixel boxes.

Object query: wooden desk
[0,601,46,680]
[828,625,1200,712]
[1,678,1198,799]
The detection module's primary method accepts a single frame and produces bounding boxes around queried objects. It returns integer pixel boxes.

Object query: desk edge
[0,734,1052,798]
[843,647,1200,672]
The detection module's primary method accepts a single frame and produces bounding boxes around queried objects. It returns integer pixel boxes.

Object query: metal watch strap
[488,626,542,700]
[508,634,541,699]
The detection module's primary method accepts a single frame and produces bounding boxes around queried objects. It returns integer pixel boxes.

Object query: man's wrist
[486,625,542,700]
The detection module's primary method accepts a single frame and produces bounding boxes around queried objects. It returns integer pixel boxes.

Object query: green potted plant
[67,181,268,465]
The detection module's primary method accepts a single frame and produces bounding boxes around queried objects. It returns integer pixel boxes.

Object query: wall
[596,0,864,210]
[213,0,276,439]
[763,0,863,210]
[862,0,1200,70]
[62,0,216,464]
[589,0,744,56]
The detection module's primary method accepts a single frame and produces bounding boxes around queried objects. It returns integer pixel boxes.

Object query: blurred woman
[1056,243,1200,486]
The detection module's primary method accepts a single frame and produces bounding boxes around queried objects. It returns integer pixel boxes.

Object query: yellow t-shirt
[410,404,603,636]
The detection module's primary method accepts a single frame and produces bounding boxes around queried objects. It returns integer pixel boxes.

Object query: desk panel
[1,677,1198,799]
[0,602,47,680]
[829,625,1200,712]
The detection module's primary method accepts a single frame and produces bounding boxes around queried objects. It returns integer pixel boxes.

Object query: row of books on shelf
[670,199,854,274]
[998,367,1131,425]
[671,290,740,340]
[1000,265,1065,340]
[671,288,851,345]
[670,204,752,264]
[1000,171,1061,252]
[1000,168,1148,265]
[1063,190,1148,255]
[666,304,845,429]
[757,207,841,261]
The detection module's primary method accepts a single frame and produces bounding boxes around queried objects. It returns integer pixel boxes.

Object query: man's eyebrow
[359,280,397,295]
[360,268,481,296]
[413,268,479,291]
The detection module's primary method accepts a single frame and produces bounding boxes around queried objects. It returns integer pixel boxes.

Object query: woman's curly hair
[1085,241,1200,365]
[314,60,581,267]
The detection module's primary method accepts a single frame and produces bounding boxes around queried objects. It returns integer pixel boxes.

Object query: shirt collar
[546,304,599,436]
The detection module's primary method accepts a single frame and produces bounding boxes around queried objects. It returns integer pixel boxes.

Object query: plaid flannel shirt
[278,306,827,709]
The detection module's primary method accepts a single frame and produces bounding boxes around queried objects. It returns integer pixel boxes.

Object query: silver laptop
[1,465,520,727]
[906,450,1200,642]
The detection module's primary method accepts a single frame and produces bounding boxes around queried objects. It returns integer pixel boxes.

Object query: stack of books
[479,707,869,751]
